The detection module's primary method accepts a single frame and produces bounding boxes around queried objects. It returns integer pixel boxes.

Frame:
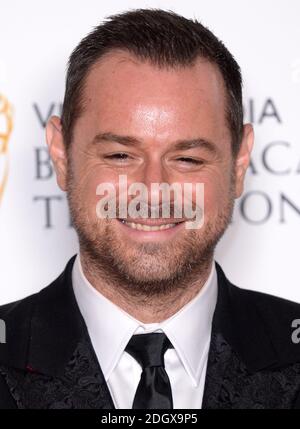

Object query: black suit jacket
[1,255,300,409]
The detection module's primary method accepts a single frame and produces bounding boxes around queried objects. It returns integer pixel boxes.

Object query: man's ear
[234,123,254,198]
[45,115,68,191]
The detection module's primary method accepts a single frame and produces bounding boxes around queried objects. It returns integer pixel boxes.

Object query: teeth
[120,220,177,231]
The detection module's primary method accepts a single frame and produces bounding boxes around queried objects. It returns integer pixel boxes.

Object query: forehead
[83,50,226,110]
[75,50,230,148]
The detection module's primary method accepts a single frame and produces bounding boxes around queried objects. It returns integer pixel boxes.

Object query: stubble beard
[67,169,235,299]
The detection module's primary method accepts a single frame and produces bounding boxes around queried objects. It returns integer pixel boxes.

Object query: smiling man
[1,8,300,409]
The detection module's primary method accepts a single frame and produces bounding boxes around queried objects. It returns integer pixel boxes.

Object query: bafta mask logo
[0,93,13,204]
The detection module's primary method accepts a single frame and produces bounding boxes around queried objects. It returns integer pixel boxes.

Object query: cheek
[73,164,119,214]
[200,172,232,216]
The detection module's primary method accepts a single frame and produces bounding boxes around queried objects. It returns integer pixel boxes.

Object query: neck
[79,251,213,323]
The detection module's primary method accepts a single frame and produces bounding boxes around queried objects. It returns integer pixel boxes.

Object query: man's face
[48,50,253,296]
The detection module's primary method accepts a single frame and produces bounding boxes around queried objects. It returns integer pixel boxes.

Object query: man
[1,8,300,409]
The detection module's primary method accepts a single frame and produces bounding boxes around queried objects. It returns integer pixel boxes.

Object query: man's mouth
[117,218,185,231]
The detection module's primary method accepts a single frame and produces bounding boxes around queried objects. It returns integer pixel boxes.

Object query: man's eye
[176,157,203,165]
[104,153,130,160]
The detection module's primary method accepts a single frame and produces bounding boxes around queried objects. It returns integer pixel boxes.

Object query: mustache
[100,198,200,220]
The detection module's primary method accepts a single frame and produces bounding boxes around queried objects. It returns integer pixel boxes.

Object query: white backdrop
[0,0,299,305]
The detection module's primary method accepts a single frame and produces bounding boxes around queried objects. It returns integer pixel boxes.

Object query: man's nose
[132,160,170,210]
[140,159,169,188]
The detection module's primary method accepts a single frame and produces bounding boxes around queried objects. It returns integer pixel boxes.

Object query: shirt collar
[72,252,218,386]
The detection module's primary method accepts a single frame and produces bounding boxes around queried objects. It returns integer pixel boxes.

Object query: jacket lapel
[202,262,300,409]
[0,255,115,409]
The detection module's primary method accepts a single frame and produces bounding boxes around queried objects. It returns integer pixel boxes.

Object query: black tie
[125,332,174,409]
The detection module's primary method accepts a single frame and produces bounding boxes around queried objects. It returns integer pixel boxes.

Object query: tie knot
[125,332,173,369]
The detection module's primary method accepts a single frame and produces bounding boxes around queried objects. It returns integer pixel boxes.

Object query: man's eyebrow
[91,132,141,146]
[91,132,219,155]
[173,138,219,155]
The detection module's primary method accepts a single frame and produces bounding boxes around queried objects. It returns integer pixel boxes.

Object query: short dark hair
[61,8,243,156]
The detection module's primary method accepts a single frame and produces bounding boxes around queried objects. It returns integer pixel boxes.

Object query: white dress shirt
[72,253,218,409]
